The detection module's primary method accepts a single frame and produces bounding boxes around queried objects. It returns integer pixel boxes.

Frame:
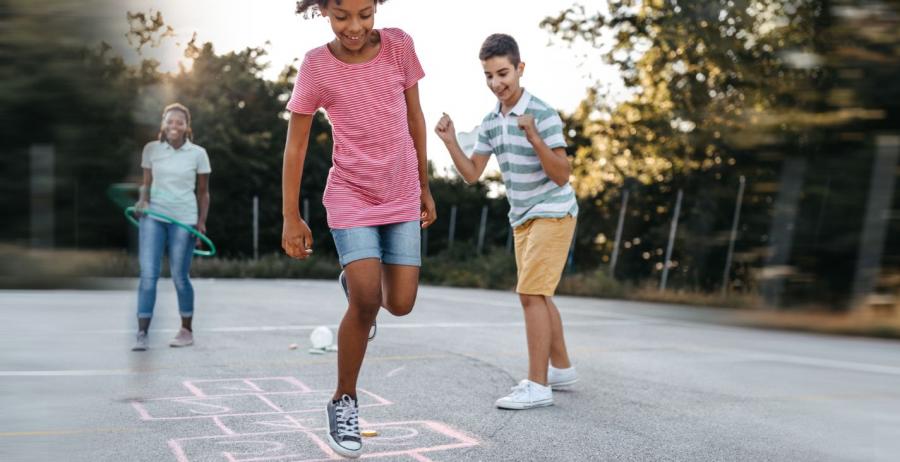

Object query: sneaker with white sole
[339,271,376,341]
[132,332,148,351]
[326,394,362,458]
[548,365,578,389]
[169,328,194,347]
[495,379,553,410]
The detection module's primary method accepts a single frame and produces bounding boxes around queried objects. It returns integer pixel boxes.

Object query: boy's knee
[518,293,546,308]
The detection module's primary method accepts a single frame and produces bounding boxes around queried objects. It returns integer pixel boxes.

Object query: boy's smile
[481,56,525,112]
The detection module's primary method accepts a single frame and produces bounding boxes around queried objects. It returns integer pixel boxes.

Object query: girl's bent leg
[335,258,382,399]
[379,221,421,317]
[519,293,553,385]
[137,217,166,324]
[381,264,419,317]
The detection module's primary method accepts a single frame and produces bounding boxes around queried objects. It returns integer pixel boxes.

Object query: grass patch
[4,245,898,339]
[420,247,517,290]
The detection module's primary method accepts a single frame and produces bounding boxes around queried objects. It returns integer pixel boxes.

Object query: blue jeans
[330,220,421,267]
[137,217,195,319]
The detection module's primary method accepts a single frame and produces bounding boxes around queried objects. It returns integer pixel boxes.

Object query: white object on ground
[310,326,334,349]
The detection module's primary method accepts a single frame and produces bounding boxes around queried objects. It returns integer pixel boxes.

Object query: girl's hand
[420,188,437,229]
[282,217,314,259]
[434,113,457,144]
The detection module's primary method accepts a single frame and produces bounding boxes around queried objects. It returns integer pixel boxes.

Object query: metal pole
[721,176,746,295]
[761,158,807,308]
[609,189,629,276]
[448,205,457,249]
[852,135,900,308]
[303,198,310,223]
[506,225,513,253]
[252,195,259,261]
[30,144,55,248]
[660,188,683,291]
[73,180,79,249]
[476,205,488,255]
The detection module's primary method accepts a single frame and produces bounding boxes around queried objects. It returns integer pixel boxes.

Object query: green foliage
[425,174,510,255]
[1,1,140,246]
[544,1,900,306]
[158,42,335,257]
[190,254,340,279]
[1,6,339,258]
[421,247,518,290]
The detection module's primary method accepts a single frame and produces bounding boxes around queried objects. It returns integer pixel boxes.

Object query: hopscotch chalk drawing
[131,376,479,461]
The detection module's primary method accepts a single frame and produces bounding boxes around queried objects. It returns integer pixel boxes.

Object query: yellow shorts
[514,215,576,296]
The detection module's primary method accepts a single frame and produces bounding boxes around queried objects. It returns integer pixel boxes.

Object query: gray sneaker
[169,328,194,347]
[132,332,148,351]
[339,271,376,341]
[325,394,362,458]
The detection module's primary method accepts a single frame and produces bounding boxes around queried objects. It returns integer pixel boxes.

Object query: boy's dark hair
[479,33,521,66]
[296,0,388,17]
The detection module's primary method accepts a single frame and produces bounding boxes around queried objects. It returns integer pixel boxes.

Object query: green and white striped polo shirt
[473,90,578,227]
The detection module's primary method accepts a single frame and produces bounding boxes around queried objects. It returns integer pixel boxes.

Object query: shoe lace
[508,380,532,399]
[334,395,359,438]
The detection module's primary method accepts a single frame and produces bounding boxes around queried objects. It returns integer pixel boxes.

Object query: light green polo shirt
[141,140,211,225]
[473,90,578,227]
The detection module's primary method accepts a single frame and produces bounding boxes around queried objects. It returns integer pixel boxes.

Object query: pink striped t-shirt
[287,28,425,229]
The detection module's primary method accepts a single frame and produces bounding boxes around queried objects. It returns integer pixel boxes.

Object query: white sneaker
[169,328,194,347]
[131,332,148,351]
[495,379,553,410]
[548,365,578,389]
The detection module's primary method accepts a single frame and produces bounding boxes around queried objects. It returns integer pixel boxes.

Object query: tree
[544,1,900,304]
[1,0,140,247]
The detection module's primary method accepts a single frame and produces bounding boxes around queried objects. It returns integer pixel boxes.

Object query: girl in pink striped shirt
[281,1,436,457]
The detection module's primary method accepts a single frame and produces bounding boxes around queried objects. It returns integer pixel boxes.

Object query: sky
[106,0,619,175]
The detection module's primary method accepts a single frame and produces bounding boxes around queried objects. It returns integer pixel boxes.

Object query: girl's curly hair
[296,0,389,18]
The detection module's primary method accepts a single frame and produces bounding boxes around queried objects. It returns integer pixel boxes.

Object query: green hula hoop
[124,206,217,257]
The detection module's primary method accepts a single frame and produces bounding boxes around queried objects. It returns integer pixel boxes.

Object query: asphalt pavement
[1,279,899,461]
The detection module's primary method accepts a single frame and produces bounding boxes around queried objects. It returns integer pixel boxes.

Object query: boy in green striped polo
[435,33,579,410]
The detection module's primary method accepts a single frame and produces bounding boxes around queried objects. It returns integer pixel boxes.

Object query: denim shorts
[330,220,421,267]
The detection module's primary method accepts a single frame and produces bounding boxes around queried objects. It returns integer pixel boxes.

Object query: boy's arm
[435,113,491,184]
[518,114,571,186]
[404,83,437,228]
[281,112,314,259]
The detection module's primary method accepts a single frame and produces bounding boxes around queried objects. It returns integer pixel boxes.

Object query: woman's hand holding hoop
[134,200,149,218]
[282,217,314,260]
[196,222,207,248]
[124,206,216,256]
